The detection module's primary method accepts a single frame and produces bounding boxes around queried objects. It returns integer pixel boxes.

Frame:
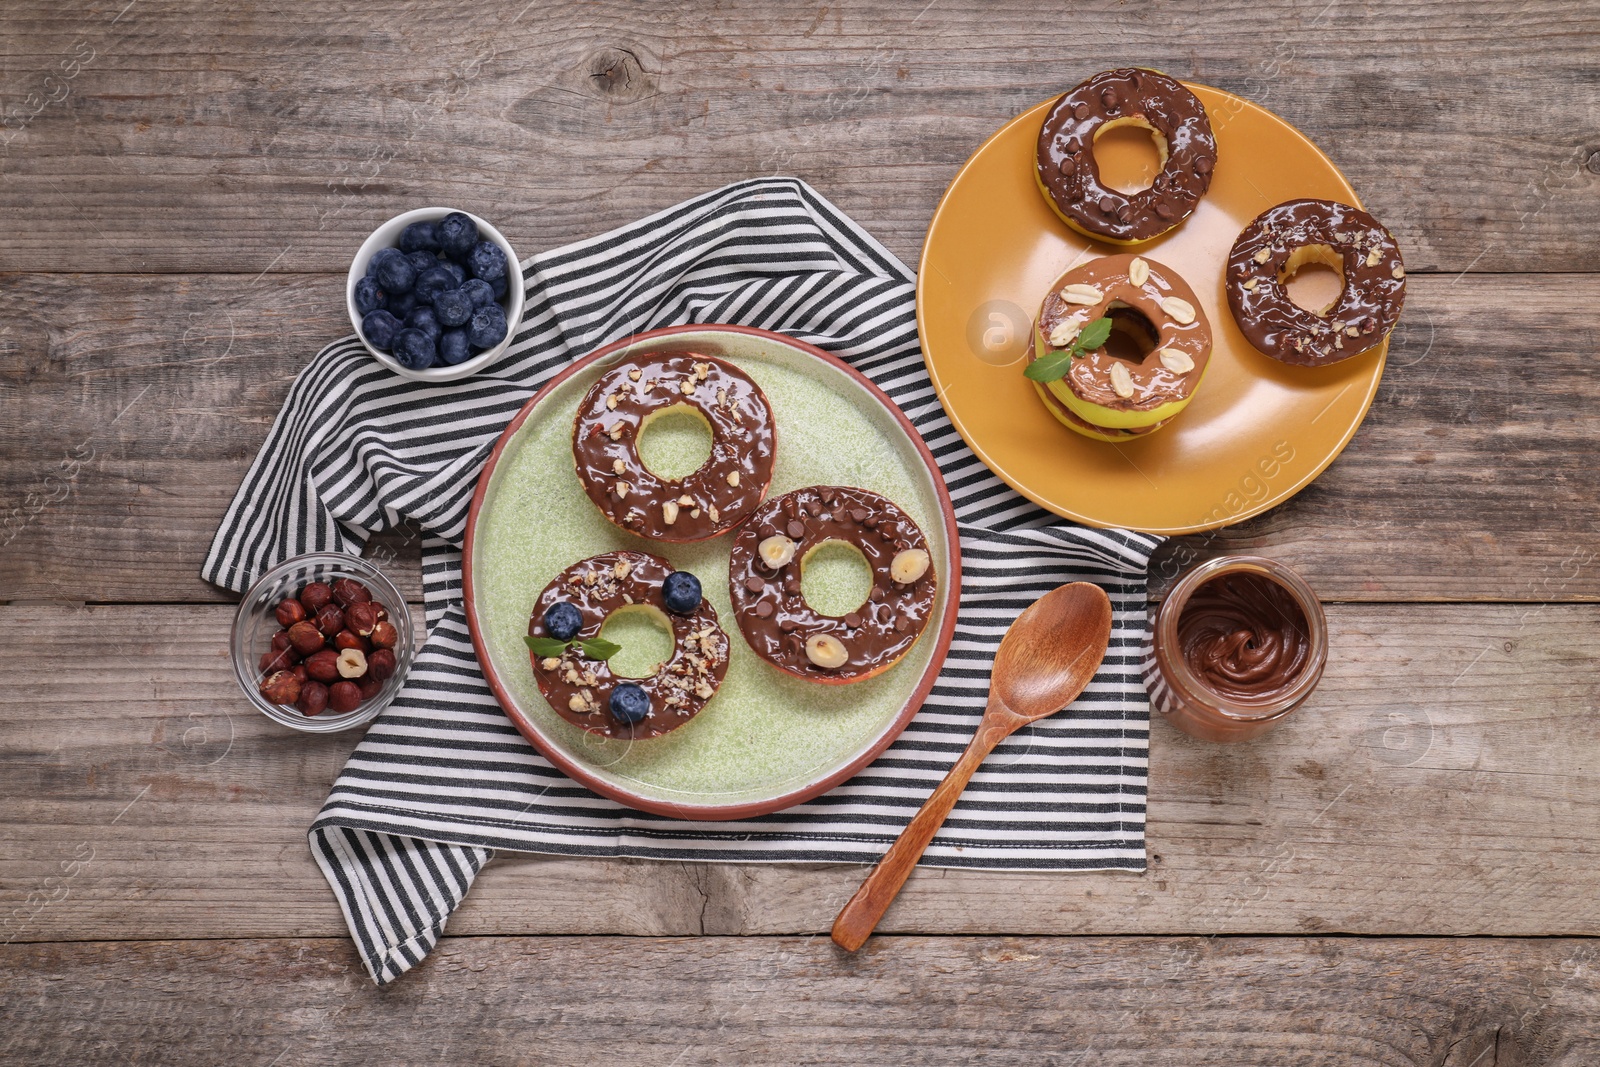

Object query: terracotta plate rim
[916,83,1387,536]
[462,323,962,821]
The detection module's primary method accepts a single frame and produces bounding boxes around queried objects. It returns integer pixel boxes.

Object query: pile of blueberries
[354,212,513,371]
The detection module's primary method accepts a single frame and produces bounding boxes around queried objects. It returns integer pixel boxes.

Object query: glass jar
[1142,556,1327,742]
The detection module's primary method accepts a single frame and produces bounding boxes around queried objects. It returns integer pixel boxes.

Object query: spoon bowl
[831,582,1113,951]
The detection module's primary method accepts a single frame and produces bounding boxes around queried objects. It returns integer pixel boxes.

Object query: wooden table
[4,1,1598,1061]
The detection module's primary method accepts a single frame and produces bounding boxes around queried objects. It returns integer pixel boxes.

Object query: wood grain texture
[3,272,1596,604]
[3,935,1598,1065]
[4,600,1596,943]
[0,0,1596,275]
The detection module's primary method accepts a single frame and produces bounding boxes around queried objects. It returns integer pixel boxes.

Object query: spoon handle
[831,717,1011,952]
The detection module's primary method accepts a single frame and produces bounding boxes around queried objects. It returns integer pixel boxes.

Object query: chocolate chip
[756,601,774,618]
[784,577,800,594]
[778,618,796,632]
[1155,202,1173,219]
[850,508,868,523]
[1101,87,1118,110]
[1098,196,1115,214]
[1195,156,1213,175]
[760,523,776,538]
[870,586,885,602]
[744,576,765,594]
[786,519,806,539]
[804,499,820,517]
[1115,204,1133,222]
[895,617,909,633]
[844,612,862,629]
[1058,157,1077,177]
[1072,102,1089,120]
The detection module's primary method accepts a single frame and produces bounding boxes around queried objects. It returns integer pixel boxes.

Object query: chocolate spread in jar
[1176,572,1311,704]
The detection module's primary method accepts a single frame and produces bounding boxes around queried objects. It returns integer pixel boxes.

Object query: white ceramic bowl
[346,207,525,383]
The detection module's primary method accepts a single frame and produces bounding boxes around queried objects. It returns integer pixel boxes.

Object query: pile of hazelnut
[258,577,399,716]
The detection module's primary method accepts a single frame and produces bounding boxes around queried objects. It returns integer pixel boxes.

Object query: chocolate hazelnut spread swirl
[1176,572,1311,704]
[1036,68,1217,244]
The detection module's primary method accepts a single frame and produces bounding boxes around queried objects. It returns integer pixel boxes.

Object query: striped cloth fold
[202,178,1162,986]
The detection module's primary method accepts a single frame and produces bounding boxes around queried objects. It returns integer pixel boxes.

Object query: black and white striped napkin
[203,179,1161,985]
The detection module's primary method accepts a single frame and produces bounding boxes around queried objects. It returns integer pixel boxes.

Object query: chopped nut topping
[611,458,626,475]
[1060,283,1103,305]
[583,570,597,587]
[690,508,701,519]
[1159,296,1196,325]
[1365,248,1382,267]
[662,500,679,525]
[1242,278,1259,291]
[678,494,694,506]
[1158,349,1195,374]
[693,362,710,381]
[568,693,589,713]
[693,682,714,699]
[679,380,694,396]
[707,505,719,523]
[1392,265,1406,280]
[628,368,642,381]
[891,548,931,585]
[615,481,630,499]
[1346,326,1361,337]
[727,470,740,487]
[613,559,631,579]
[1047,316,1083,348]
[717,388,729,408]
[606,393,619,410]
[539,657,561,671]
[1108,361,1135,399]
[608,424,624,441]
[582,670,599,687]
[1253,247,1271,265]
[1128,257,1150,286]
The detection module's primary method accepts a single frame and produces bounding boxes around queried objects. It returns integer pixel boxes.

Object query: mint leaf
[578,637,622,660]
[1023,348,1078,383]
[1074,316,1113,353]
[524,636,571,657]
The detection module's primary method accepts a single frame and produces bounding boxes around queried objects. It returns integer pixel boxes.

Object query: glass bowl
[230,552,415,733]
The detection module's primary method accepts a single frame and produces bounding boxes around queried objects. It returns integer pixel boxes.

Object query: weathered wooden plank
[1,0,1596,275]
[2,935,1597,1065]
[3,271,1597,603]
[4,601,1597,943]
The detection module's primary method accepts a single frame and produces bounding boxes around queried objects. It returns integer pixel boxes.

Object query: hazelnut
[291,665,308,682]
[275,598,307,627]
[758,535,797,569]
[370,620,399,650]
[367,648,397,682]
[331,578,372,608]
[328,680,362,714]
[286,620,326,656]
[315,604,345,636]
[805,634,848,670]
[259,648,297,675]
[299,581,333,614]
[336,648,368,679]
[296,681,329,717]
[356,674,383,701]
[259,670,302,705]
[271,631,292,653]
[345,602,380,637]
[304,649,340,683]
[891,548,931,585]
[333,629,368,652]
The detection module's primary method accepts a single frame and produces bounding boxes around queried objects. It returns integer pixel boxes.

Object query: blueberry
[437,212,479,261]
[386,288,417,319]
[468,303,508,349]
[468,240,508,282]
[490,274,509,301]
[461,278,496,309]
[367,246,404,279]
[398,220,440,254]
[405,250,437,276]
[414,265,457,304]
[609,683,649,725]
[543,601,582,641]
[441,260,467,286]
[373,249,416,294]
[405,305,442,340]
[661,571,702,615]
[432,287,474,328]
[439,328,473,365]
[392,328,438,370]
[353,276,386,315]
[360,309,403,351]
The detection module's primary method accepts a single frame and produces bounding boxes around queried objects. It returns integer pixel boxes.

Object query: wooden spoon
[831,581,1114,952]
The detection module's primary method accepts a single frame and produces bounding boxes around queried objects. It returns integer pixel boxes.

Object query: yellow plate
[917,84,1387,534]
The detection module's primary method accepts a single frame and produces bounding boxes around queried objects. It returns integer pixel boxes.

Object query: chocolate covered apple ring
[1036,68,1217,245]
[728,486,936,685]
[1225,199,1406,367]
[573,353,775,542]
[1029,380,1170,443]
[1030,253,1212,435]
[529,551,730,740]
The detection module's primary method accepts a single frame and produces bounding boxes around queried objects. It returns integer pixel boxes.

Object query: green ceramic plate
[464,325,959,819]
